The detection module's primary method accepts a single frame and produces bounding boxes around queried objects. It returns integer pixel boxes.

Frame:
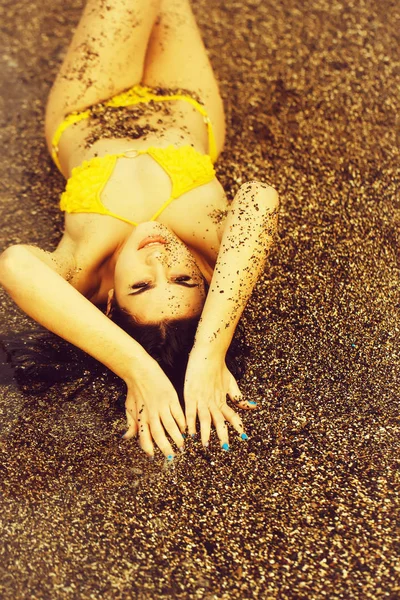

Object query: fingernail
[121,432,127,439]
[240,433,249,441]
[182,433,187,439]
[179,446,185,453]
[167,454,174,461]
[148,455,154,461]
[221,443,230,451]
[203,443,209,448]
[248,401,258,406]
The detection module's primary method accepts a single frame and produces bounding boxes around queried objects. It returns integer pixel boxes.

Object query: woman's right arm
[0,245,185,457]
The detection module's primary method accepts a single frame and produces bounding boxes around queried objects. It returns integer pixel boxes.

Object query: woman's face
[113,223,207,323]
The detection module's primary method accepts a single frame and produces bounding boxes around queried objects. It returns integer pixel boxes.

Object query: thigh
[142,0,226,154]
[45,0,161,145]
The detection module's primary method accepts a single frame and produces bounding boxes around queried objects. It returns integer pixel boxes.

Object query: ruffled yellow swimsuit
[51,84,218,226]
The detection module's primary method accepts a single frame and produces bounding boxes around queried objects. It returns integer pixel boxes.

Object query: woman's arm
[194,181,279,355]
[0,245,151,380]
[184,181,280,446]
[0,245,185,456]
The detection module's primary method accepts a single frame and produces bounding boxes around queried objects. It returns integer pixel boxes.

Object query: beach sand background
[0,0,399,598]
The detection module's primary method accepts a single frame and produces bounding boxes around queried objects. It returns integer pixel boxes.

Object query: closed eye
[131,281,150,289]
[128,278,198,296]
[173,275,190,282]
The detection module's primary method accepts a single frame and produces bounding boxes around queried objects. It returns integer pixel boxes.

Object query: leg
[142,0,226,154]
[45,0,161,144]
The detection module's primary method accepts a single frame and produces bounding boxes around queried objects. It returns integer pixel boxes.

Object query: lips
[138,236,167,250]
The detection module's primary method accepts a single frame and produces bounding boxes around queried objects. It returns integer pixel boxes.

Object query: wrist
[121,347,160,387]
[190,339,226,363]
[192,324,233,358]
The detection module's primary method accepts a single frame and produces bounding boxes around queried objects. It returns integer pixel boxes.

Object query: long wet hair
[1,283,248,401]
[110,301,200,400]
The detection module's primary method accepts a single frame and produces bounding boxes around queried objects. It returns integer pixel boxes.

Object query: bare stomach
[57,97,212,178]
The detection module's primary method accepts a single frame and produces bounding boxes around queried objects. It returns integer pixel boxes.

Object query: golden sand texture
[0,0,399,598]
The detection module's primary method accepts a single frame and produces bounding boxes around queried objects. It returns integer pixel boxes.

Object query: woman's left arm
[184,181,280,447]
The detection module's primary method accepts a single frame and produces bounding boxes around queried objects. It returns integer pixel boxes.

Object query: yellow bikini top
[52,84,218,226]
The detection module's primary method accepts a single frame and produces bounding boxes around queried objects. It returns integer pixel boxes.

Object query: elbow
[0,246,17,277]
[0,245,29,288]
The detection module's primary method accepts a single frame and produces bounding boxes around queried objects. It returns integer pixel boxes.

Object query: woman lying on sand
[0,0,279,459]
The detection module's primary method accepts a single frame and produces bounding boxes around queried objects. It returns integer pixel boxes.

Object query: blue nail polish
[240,433,249,440]
[248,401,258,406]
[182,433,187,439]
[221,443,230,451]
[167,455,174,461]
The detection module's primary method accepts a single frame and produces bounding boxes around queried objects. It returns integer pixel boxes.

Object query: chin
[135,222,177,240]
[136,222,170,231]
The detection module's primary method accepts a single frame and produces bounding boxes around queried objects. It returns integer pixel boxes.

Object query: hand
[184,350,257,449]
[122,359,186,459]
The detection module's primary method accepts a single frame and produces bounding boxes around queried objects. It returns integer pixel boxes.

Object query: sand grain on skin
[0,0,399,598]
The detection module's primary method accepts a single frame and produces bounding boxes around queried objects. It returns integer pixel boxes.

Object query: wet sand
[0,0,399,598]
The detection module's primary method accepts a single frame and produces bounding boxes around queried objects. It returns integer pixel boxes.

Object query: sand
[0,0,399,598]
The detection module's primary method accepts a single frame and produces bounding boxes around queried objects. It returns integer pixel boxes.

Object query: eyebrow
[128,281,199,296]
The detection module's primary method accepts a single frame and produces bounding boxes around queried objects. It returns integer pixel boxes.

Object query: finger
[149,418,175,459]
[228,374,243,400]
[122,394,138,439]
[197,405,212,447]
[230,396,259,410]
[170,400,187,436]
[122,407,138,440]
[228,378,258,410]
[210,405,230,449]
[138,421,155,458]
[162,410,185,451]
[185,401,197,437]
[221,403,249,441]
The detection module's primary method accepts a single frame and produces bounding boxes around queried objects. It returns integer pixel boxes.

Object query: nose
[145,249,167,264]
[144,250,171,277]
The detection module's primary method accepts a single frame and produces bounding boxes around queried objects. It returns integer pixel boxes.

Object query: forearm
[193,181,279,358]
[0,246,153,384]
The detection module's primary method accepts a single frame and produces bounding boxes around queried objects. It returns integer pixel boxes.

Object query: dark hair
[109,274,210,394]
[111,301,199,400]
[1,285,248,401]
[1,321,248,405]
[0,328,103,397]
[110,288,250,403]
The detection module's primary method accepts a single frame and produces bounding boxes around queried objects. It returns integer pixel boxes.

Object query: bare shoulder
[162,177,229,263]
[11,213,128,295]
[12,243,76,279]
[60,214,134,294]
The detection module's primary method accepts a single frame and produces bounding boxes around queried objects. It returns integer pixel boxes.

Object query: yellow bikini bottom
[52,84,218,226]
